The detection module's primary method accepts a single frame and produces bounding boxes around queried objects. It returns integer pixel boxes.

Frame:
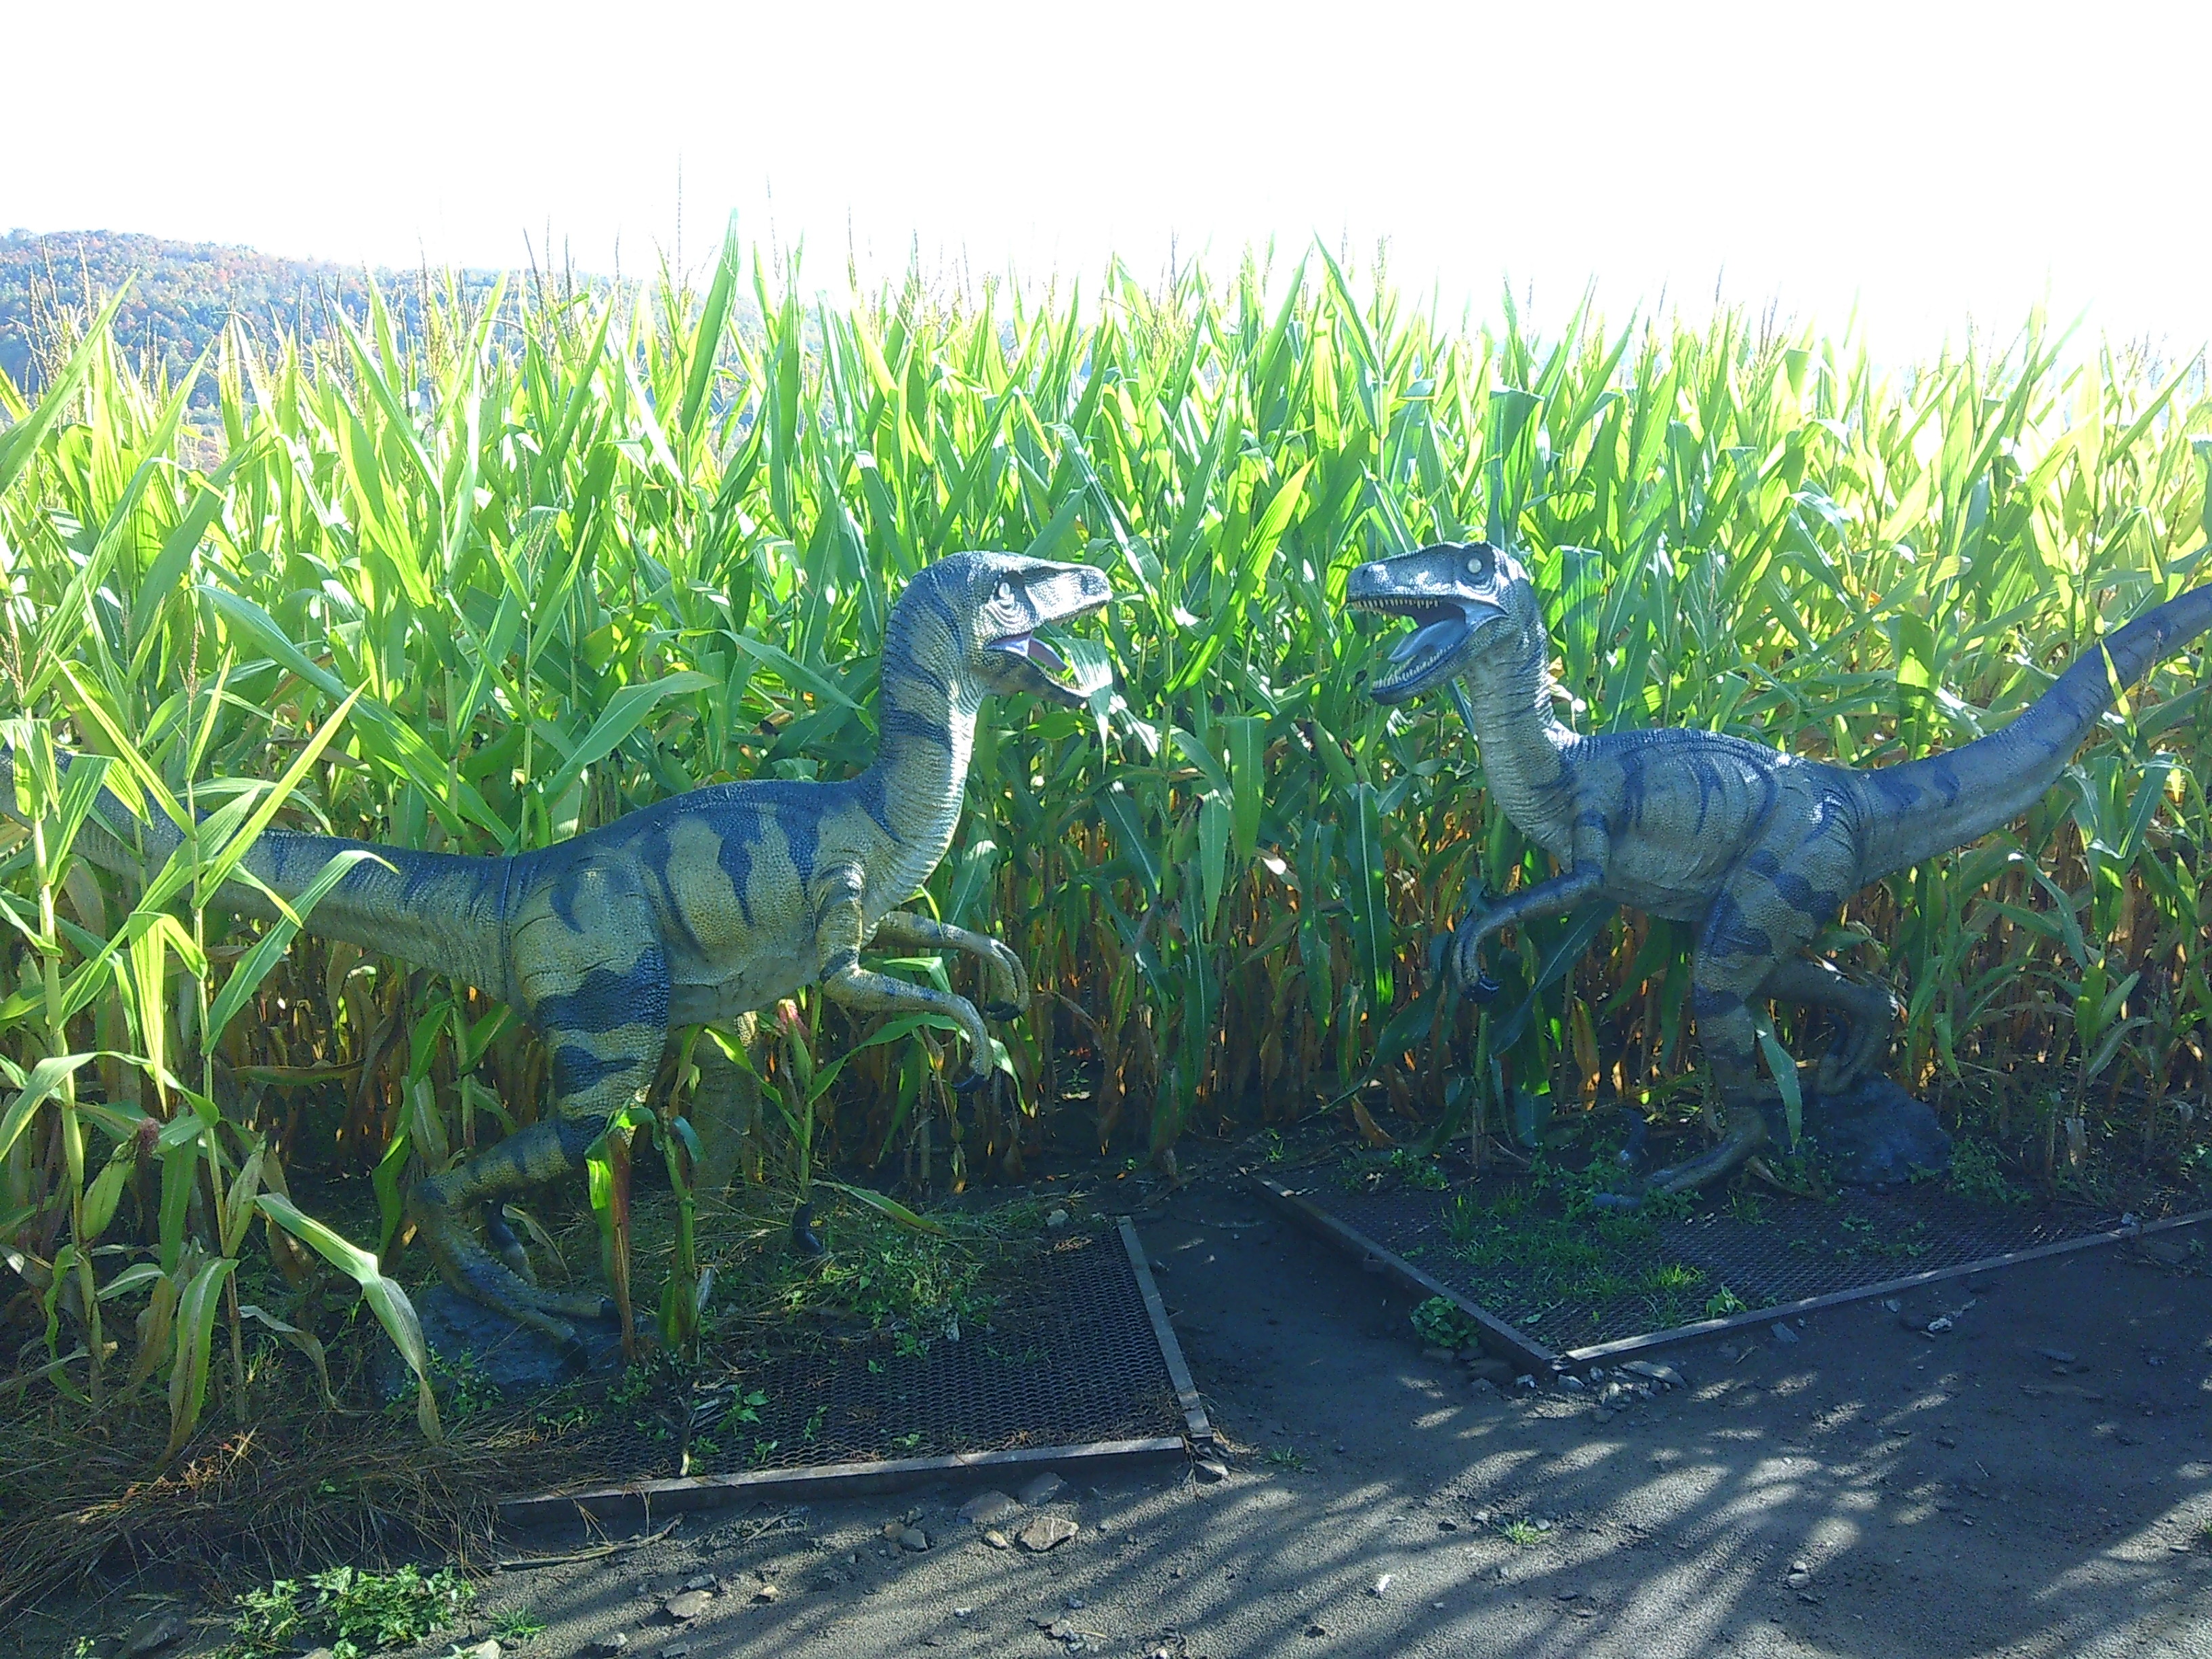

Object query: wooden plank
[1249,1173,1559,1376]
[1118,1216,1214,1445]
[499,1437,1187,1529]
[1562,1207,2212,1364]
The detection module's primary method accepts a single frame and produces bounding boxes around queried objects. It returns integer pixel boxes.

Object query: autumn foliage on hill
[0,227,502,398]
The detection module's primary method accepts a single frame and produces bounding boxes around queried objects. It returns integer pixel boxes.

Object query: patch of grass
[492,1610,548,1643]
[1727,1189,1770,1225]
[1496,1519,1546,1547]
[1412,1296,1480,1351]
[1264,1447,1311,1471]
[1950,1138,2033,1207]
[1384,1148,1451,1191]
[1643,1263,1705,1294]
[222,1564,474,1659]
[1705,1286,1748,1318]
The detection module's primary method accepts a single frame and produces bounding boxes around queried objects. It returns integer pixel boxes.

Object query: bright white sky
[8,0,2209,356]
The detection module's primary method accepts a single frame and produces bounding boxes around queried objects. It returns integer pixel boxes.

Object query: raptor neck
[857,654,981,903]
[1457,629,1581,856]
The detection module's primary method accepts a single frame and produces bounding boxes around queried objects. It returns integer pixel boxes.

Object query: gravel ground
[20,1160,2212,1659]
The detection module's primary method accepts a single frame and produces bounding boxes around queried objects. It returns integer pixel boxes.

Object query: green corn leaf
[258,1193,443,1441]
[680,218,742,441]
[0,1054,97,1162]
[1346,781,1393,1010]
[818,1179,948,1236]
[1755,1020,1805,1149]
[537,670,718,811]
[163,1255,237,1462]
[205,848,386,1045]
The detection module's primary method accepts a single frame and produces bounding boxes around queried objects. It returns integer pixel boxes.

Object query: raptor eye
[1465,556,1486,577]
[995,580,1014,602]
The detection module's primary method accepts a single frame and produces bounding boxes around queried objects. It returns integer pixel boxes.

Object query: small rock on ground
[1019,1471,1067,1505]
[592,1635,632,1655]
[900,1526,931,1551]
[664,1589,714,1620]
[121,1612,186,1657]
[960,1489,1019,1525]
[982,1528,1012,1549]
[1019,1515,1081,1552]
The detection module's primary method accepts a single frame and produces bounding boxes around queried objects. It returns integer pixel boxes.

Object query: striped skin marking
[879,707,955,750]
[550,1045,643,1095]
[1698,891,1773,960]
[555,1112,614,1162]
[716,823,758,926]
[531,948,671,1033]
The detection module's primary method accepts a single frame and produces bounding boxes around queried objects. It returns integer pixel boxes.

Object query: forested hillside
[0,227,506,397]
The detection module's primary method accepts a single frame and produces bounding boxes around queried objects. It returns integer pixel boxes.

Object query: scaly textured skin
[44,552,1111,1341]
[1349,540,2212,1197]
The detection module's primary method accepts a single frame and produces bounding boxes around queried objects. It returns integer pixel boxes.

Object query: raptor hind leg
[409,1119,619,1345]
[409,867,672,1347]
[1640,981,1773,1195]
[1759,955,1896,1093]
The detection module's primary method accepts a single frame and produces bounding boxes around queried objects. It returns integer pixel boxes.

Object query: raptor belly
[667,941,816,1027]
[1605,838,1728,920]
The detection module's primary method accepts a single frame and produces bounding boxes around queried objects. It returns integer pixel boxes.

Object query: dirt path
[25,1160,2212,1659]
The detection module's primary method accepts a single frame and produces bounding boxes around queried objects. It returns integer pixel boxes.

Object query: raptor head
[895,551,1114,707]
[1345,540,1534,705]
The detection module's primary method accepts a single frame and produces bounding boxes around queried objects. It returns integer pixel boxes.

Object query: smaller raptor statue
[1349,539,2212,1197]
[32,552,1111,1343]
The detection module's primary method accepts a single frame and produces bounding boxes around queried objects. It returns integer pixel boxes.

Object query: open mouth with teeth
[1352,594,1488,701]
[986,621,1110,705]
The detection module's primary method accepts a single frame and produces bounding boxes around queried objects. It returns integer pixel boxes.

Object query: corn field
[4,226,2212,1450]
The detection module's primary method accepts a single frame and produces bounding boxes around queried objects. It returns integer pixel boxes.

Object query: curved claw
[1448,897,1499,1002]
[953,1069,991,1094]
[1639,1102,1770,1196]
[790,1200,827,1258]
[983,1002,1024,1022]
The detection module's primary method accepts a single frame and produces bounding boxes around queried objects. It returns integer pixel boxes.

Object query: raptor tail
[1853,583,2212,882]
[7,747,510,994]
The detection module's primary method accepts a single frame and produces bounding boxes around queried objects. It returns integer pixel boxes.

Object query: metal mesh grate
[1272,1167,2152,1361]
[548,1230,1186,1485]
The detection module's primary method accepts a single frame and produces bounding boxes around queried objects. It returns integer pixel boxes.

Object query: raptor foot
[983,1002,1024,1021]
[1462,971,1502,1004]
[953,1070,990,1094]
[1640,1102,1771,1196]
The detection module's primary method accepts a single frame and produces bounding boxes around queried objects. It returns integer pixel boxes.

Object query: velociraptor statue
[1349,539,2212,1197]
[36,551,1111,1343]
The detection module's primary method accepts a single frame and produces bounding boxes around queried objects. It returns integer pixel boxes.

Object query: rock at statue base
[371,1284,628,1402]
[1793,1073,1952,1187]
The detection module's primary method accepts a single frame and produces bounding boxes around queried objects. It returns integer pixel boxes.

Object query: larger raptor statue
[41,551,1111,1343]
[1349,539,2212,1195]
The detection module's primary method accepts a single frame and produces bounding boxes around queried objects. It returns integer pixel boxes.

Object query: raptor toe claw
[983,1002,1023,1021]
[953,1069,990,1094]
[1462,971,1502,1004]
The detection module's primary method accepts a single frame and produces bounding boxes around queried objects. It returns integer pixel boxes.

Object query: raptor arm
[866,909,1030,1019]
[1448,822,1610,1000]
[815,870,997,1089]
